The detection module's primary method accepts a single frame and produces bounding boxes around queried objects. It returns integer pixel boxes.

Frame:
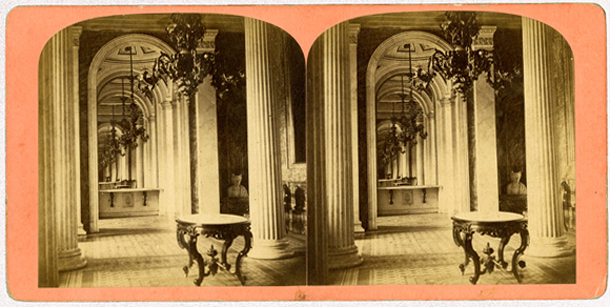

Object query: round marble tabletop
[176,213,249,226]
[452,211,526,223]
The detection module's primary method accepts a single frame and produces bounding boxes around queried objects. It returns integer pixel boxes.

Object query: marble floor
[60,212,575,287]
[60,215,306,287]
[329,213,576,285]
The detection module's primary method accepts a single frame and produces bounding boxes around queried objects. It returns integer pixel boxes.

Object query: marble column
[39,28,87,284]
[148,115,158,187]
[323,23,363,269]
[416,134,424,185]
[472,26,500,212]
[522,18,572,257]
[175,98,190,216]
[245,18,293,259]
[39,26,60,287]
[349,24,364,232]
[399,145,408,179]
[307,38,329,284]
[454,93,471,213]
[427,112,438,185]
[171,100,184,216]
[161,101,176,217]
[195,34,220,214]
[437,98,454,214]
[136,136,143,187]
[58,27,87,272]
[392,155,399,179]
[70,26,86,238]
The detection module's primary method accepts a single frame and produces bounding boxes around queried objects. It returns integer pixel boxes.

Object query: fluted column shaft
[349,24,363,232]
[39,26,59,287]
[454,94,471,213]
[416,134,424,185]
[71,26,86,237]
[39,28,87,285]
[136,136,143,187]
[160,101,176,217]
[148,115,158,187]
[307,38,329,284]
[437,99,454,214]
[427,113,438,184]
[400,145,408,178]
[245,18,292,259]
[323,23,363,269]
[392,155,398,179]
[523,18,572,257]
[171,101,184,216]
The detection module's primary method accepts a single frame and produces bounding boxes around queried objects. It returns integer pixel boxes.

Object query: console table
[452,211,529,284]
[176,214,253,286]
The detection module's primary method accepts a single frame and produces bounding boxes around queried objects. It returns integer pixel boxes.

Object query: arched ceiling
[77,14,243,125]
[376,41,431,122]
[96,43,164,123]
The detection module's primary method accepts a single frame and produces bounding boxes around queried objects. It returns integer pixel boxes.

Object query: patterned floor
[60,213,575,287]
[60,216,306,287]
[329,213,576,285]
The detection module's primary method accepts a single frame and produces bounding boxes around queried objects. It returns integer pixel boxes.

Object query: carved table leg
[234,229,253,285]
[453,226,469,275]
[221,233,235,272]
[511,227,529,283]
[176,228,193,277]
[188,234,205,286]
[497,235,512,269]
[463,232,481,284]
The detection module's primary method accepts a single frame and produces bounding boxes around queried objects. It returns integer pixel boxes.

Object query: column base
[249,238,294,260]
[328,244,363,270]
[354,222,365,234]
[58,247,87,272]
[527,235,575,258]
[77,223,87,240]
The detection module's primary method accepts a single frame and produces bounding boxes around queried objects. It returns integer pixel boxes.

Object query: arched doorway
[365,31,457,230]
[87,34,174,232]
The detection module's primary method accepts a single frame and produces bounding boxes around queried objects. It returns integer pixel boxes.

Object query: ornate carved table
[176,214,252,286]
[452,211,529,284]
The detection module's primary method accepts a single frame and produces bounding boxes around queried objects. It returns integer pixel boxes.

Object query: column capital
[439,98,452,106]
[148,115,156,121]
[70,26,83,47]
[197,29,219,53]
[473,25,496,50]
[427,111,435,118]
[348,23,361,45]
[160,101,172,109]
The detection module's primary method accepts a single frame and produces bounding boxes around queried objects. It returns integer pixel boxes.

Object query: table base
[176,223,252,286]
[452,220,529,284]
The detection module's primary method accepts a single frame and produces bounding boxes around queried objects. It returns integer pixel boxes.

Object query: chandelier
[138,14,216,97]
[99,100,123,179]
[429,12,494,96]
[118,46,149,150]
[381,44,428,173]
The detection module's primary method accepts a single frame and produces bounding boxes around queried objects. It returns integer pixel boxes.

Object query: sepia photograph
[306,11,576,286]
[3,2,606,302]
[38,13,307,288]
